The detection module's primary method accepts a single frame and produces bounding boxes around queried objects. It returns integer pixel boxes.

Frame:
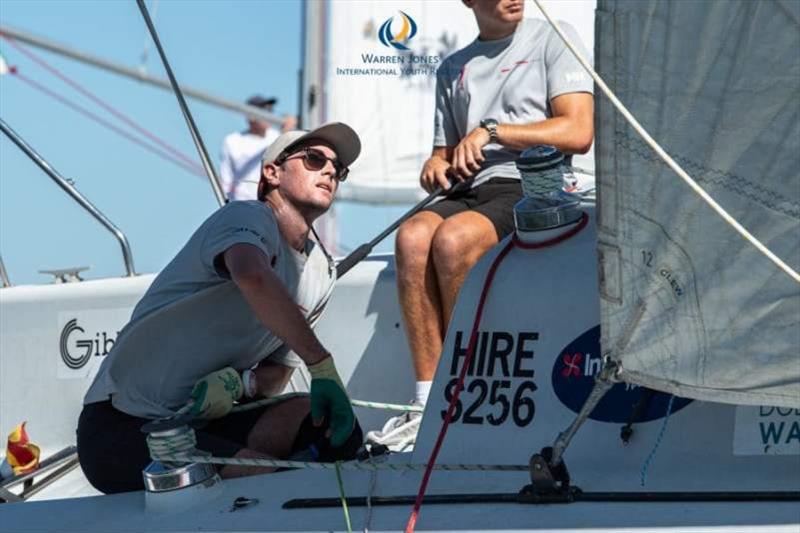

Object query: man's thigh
[422,193,471,221]
[470,178,523,239]
[198,406,266,456]
[423,178,522,240]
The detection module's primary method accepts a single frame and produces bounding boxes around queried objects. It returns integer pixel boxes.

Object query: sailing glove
[189,367,244,419]
[308,356,355,447]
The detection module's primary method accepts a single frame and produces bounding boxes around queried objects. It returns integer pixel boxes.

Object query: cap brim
[282,122,361,168]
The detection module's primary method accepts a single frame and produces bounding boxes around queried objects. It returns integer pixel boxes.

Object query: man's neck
[265,196,312,252]
[477,20,518,42]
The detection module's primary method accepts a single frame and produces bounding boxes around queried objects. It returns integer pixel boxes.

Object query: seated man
[367,0,594,451]
[78,123,361,494]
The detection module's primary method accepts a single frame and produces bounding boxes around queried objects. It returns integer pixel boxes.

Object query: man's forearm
[496,116,593,154]
[494,92,594,154]
[235,269,330,366]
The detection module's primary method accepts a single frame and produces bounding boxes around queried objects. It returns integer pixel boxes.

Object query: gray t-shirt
[84,201,336,419]
[433,18,594,187]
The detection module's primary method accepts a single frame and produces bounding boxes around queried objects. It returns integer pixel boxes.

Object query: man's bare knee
[395,213,442,268]
[431,226,471,272]
[431,221,496,275]
[246,396,310,458]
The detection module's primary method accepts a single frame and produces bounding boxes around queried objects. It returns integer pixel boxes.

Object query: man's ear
[258,162,279,201]
[263,162,280,187]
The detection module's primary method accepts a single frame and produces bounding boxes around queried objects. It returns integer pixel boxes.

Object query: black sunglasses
[277,148,349,182]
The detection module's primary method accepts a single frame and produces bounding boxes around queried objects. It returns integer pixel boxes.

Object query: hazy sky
[0,0,410,285]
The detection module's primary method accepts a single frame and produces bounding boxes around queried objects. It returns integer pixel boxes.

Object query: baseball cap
[261,122,361,168]
[246,95,277,107]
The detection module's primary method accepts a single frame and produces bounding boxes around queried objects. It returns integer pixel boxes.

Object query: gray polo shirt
[84,201,335,419]
[433,18,594,187]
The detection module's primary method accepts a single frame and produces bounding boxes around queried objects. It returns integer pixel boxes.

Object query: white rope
[162,394,422,417]
[149,451,527,472]
[146,426,197,458]
[231,393,424,414]
[351,399,424,412]
[533,0,800,284]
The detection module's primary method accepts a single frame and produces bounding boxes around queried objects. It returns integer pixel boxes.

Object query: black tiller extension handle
[336,180,470,278]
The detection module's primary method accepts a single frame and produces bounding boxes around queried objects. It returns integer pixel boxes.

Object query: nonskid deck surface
[1,462,799,533]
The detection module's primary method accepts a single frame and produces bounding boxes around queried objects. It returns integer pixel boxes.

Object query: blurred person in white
[220,95,297,201]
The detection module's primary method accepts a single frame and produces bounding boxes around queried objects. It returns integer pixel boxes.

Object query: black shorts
[77,400,264,494]
[422,177,523,239]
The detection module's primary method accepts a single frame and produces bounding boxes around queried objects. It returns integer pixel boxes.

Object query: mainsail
[595,0,800,407]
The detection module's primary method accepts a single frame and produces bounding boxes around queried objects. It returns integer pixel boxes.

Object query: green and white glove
[308,356,355,447]
[189,367,244,420]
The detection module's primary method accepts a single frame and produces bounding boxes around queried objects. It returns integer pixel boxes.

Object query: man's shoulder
[201,201,281,252]
[222,130,248,147]
[216,200,275,224]
[518,17,550,36]
[440,41,476,68]
[437,46,475,82]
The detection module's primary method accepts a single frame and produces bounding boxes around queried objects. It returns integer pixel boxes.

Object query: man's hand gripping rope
[189,367,244,419]
[308,355,356,447]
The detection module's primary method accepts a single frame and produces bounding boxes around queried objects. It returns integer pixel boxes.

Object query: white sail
[595,0,800,407]
[322,0,596,203]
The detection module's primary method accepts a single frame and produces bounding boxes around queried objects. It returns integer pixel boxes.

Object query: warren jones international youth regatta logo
[336,11,440,78]
[378,11,418,50]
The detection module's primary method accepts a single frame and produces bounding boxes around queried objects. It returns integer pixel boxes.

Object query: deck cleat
[519,446,574,503]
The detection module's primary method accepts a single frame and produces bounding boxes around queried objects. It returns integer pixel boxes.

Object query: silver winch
[142,422,218,493]
[141,418,223,512]
[514,145,583,232]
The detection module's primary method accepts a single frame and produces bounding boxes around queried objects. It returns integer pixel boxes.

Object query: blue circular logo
[378,11,418,51]
[551,325,692,423]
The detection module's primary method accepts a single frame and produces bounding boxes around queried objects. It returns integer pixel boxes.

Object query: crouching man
[77,123,361,494]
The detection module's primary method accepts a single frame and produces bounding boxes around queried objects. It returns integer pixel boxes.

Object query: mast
[301,0,338,253]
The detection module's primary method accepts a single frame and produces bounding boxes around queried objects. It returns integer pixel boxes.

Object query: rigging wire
[10,70,205,179]
[532,0,800,284]
[1,35,206,177]
[137,0,160,75]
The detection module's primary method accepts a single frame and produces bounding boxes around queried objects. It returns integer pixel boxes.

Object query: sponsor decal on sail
[551,325,692,423]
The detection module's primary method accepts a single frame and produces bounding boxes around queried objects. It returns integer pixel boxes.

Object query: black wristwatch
[479,118,499,143]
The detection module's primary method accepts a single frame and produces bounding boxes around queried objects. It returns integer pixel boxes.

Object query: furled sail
[595,0,800,407]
